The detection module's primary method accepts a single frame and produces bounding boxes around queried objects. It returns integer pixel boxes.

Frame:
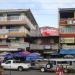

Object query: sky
[0,0,75,27]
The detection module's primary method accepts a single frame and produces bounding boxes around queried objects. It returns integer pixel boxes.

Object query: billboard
[40,27,59,36]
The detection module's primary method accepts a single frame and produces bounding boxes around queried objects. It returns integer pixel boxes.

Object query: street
[4,70,75,75]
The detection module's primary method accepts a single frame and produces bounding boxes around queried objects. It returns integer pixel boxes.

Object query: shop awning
[59,49,75,55]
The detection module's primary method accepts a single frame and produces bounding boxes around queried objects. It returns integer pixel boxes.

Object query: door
[4,61,11,69]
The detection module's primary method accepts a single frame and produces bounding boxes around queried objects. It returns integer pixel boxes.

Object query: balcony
[0,42,29,49]
[0,42,29,51]
[9,42,29,49]
[0,20,27,25]
[0,29,29,37]
[60,18,75,25]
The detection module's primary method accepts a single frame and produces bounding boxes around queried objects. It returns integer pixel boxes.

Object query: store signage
[60,38,74,43]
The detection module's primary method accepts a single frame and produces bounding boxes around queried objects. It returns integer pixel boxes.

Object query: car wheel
[46,64,50,68]
[41,68,45,72]
[18,66,23,71]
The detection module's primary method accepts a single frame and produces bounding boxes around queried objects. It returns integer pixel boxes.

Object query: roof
[59,8,75,12]
[0,9,38,26]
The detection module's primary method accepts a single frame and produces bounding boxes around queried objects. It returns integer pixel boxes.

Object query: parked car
[1,60,31,71]
[31,59,48,70]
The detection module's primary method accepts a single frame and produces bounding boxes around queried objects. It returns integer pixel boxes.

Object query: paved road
[4,70,75,75]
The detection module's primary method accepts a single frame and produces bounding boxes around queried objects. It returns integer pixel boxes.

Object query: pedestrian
[56,65,64,75]
[59,65,64,75]
[56,65,60,75]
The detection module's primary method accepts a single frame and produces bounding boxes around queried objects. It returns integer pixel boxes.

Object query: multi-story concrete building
[29,26,59,58]
[0,9,38,52]
[59,8,75,55]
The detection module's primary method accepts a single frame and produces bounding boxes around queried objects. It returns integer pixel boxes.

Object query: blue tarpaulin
[59,49,75,55]
[14,51,30,57]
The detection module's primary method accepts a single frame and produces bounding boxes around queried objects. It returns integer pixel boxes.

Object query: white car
[1,60,31,71]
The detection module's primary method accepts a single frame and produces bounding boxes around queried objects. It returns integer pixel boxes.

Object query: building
[28,26,59,58]
[0,9,38,52]
[59,8,75,56]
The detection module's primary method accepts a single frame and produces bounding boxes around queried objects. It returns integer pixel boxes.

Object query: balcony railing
[0,29,29,37]
[0,42,29,49]
[0,20,27,25]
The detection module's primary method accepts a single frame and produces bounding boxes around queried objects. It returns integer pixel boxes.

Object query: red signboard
[40,27,59,36]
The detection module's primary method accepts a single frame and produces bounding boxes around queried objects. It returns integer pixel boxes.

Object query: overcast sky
[0,0,75,27]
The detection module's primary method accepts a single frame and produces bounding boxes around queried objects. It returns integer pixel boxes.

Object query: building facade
[59,8,75,55]
[0,9,38,52]
[29,26,59,58]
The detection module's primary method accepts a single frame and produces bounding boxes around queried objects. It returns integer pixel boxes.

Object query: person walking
[56,65,60,75]
[59,65,64,75]
[56,65,64,75]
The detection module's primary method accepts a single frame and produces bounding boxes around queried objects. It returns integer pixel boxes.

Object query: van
[40,58,75,72]
[49,58,75,72]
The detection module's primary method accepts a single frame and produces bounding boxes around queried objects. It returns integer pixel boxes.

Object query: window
[13,60,20,63]
[57,61,68,64]
[5,61,11,64]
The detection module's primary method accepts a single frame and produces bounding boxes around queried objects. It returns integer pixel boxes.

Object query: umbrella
[21,51,30,55]
[26,52,41,61]
[14,51,30,57]
[4,53,13,59]
[28,52,41,57]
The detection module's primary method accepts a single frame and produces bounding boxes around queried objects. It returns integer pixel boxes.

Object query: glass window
[5,61,11,64]
[57,61,68,64]
[13,60,20,63]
